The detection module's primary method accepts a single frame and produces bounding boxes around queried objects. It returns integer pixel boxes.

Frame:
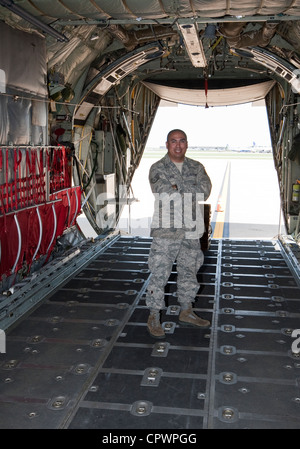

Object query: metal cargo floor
[1,235,300,429]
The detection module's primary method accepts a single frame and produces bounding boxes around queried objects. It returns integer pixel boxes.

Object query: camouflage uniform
[146,153,212,311]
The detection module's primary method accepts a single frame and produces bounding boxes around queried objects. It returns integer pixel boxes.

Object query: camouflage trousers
[146,237,204,311]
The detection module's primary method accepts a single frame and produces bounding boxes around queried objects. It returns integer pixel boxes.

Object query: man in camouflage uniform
[146,129,212,338]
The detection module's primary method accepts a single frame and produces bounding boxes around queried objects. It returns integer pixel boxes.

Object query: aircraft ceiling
[1,0,300,105]
[1,1,300,22]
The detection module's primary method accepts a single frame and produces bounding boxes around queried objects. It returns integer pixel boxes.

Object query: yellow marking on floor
[213,162,231,238]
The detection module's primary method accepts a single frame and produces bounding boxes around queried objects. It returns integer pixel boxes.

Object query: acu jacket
[149,154,212,239]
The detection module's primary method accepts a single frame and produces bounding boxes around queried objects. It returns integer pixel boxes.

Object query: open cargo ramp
[0,235,300,429]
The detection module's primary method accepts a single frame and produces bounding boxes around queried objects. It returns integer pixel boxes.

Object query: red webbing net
[0,146,81,281]
[0,146,71,215]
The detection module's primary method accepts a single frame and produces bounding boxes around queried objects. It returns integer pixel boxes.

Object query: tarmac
[116,152,282,240]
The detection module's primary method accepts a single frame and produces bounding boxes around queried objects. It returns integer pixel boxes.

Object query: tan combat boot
[179,306,210,328]
[147,311,165,339]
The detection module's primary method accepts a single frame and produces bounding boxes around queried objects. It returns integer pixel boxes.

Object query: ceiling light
[178,23,207,67]
[90,33,99,41]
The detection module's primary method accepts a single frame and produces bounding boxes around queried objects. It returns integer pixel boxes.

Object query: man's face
[166,131,188,163]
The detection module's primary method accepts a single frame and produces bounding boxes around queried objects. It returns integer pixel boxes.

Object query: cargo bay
[1,0,300,429]
[1,231,300,429]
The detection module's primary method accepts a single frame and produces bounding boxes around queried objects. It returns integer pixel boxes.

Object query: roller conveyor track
[0,235,300,429]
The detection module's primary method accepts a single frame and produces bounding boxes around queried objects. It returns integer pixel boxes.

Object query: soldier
[146,129,212,338]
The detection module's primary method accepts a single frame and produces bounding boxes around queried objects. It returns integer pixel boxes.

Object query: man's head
[166,129,188,163]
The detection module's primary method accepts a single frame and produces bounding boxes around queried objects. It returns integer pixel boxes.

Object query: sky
[145,101,272,149]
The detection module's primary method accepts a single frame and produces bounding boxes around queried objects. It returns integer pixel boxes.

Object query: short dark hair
[166,129,187,142]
